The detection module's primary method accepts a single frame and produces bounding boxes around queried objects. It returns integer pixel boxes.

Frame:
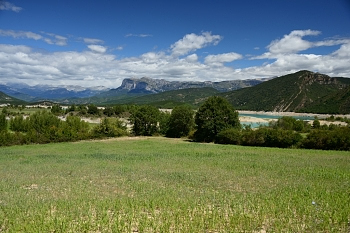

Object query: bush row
[215,127,350,151]
[0,111,128,146]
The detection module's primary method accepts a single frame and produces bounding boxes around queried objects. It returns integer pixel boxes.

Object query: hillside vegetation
[220,70,350,114]
[0,91,27,105]
[116,87,220,108]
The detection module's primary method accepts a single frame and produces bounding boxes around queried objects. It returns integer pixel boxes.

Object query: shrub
[0,113,7,132]
[241,128,302,148]
[0,131,26,146]
[301,128,350,150]
[263,128,302,148]
[273,116,306,132]
[9,115,28,132]
[312,118,321,129]
[215,128,242,145]
[92,118,128,138]
[51,104,62,115]
[103,107,115,117]
[58,116,91,141]
[87,104,99,115]
[27,111,61,135]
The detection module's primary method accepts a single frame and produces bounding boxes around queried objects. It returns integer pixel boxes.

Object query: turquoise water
[239,113,315,128]
[239,113,314,121]
[241,121,269,128]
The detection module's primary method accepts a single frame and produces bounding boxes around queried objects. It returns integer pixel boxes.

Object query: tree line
[0,97,349,150]
[0,111,128,146]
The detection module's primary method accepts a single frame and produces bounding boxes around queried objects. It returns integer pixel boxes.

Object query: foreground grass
[0,137,349,232]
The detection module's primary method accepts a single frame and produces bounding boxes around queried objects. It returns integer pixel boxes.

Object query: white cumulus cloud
[171,32,222,57]
[87,45,107,53]
[205,52,243,66]
[267,29,320,54]
[0,30,349,88]
[185,54,198,63]
[254,30,350,60]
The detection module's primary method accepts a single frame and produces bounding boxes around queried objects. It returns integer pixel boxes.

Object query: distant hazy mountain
[97,77,265,98]
[0,83,110,102]
[68,77,266,105]
[220,70,350,114]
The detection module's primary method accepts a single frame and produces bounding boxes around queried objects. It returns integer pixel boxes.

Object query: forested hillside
[113,87,220,108]
[0,91,27,105]
[220,70,350,114]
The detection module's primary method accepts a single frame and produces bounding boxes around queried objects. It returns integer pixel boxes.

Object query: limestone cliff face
[116,77,265,94]
[303,71,338,86]
[120,79,137,90]
[119,78,167,93]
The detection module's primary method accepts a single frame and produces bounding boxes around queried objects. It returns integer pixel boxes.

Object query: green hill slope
[105,87,220,108]
[0,91,27,105]
[220,70,350,114]
[298,85,350,114]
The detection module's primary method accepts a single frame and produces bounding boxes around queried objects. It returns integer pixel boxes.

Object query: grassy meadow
[0,137,349,232]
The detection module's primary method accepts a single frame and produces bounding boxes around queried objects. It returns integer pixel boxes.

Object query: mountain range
[0,83,110,102]
[0,71,349,114]
[74,77,265,105]
[107,77,264,94]
[0,77,265,104]
[99,70,350,114]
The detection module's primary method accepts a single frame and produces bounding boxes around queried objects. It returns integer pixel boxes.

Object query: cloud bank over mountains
[0,29,349,88]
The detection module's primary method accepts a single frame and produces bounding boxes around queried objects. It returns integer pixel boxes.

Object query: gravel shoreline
[238,111,349,126]
[238,110,350,119]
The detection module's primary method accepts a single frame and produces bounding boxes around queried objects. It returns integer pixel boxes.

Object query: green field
[0,137,349,232]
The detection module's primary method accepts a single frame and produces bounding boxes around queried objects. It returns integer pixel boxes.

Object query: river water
[239,113,315,128]
[239,113,315,121]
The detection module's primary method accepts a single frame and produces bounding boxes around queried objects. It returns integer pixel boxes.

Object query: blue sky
[0,0,349,88]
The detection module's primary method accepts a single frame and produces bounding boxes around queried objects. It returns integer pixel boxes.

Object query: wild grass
[0,137,349,232]
[1,107,39,115]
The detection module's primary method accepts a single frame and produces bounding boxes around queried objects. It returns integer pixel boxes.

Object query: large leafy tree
[130,105,160,136]
[166,105,194,138]
[194,96,240,142]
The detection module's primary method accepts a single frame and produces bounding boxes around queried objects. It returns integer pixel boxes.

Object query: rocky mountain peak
[116,77,265,94]
[300,71,338,86]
